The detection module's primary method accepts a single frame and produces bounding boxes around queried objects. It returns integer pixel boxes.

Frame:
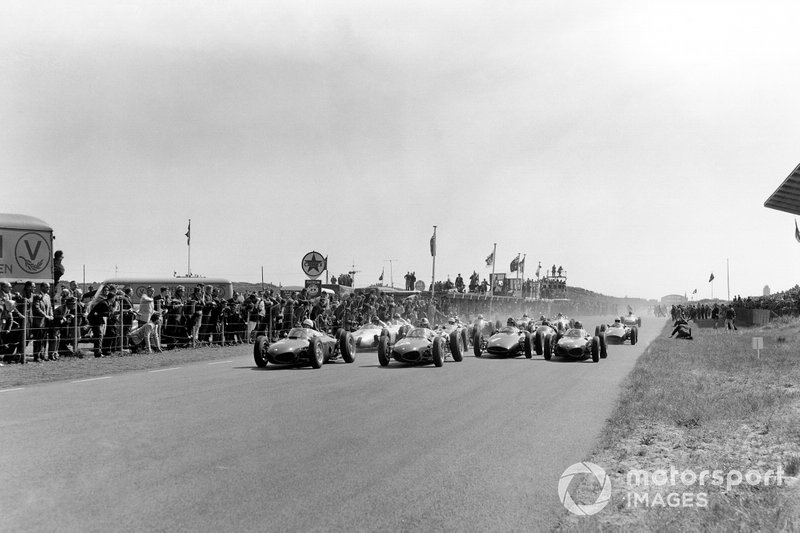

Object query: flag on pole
[692,288,697,294]
[510,254,520,272]
[430,231,436,257]
[185,220,191,246]
[795,219,800,243]
[485,251,494,266]
[535,261,541,277]
[379,267,384,281]
[709,273,715,283]
[519,255,526,272]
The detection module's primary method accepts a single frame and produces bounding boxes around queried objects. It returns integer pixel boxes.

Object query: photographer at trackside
[128,313,163,354]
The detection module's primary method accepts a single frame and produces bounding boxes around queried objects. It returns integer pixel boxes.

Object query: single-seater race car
[351,318,411,350]
[253,320,356,369]
[467,315,496,347]
[473,318,534,358]
[542,321,605,363]
[530,318,559,356]
[378,319,463,367]
[599,318,638,346]
[621,312,642,328]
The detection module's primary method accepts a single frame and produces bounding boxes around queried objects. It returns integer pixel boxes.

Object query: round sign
[414,280,426,291]
[301,251,326,279]
[14,232,51,275]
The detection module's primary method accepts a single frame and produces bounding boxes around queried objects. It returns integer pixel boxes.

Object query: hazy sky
[3,0,800,300]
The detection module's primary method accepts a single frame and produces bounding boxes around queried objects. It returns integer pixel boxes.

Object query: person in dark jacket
[87,292,117,357]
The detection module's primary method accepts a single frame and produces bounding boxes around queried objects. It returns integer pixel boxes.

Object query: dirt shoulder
[557,319,800,531]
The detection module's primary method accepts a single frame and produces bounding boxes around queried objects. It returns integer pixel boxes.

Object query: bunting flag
[535,261,541,277]
[379,268,384,281]
[709,273,715,283]
[485,251,494,266]
[795,219,800,243]
[510,254,520,272]
[185,220,191,246]
[430,231,436,257]
[692,288,697,294]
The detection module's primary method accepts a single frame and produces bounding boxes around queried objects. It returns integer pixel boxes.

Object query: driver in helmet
[371,315,387,328]
[301,318,316,330]
[419,317,430,329]
[572,320,583,330]
[507,317,516,327]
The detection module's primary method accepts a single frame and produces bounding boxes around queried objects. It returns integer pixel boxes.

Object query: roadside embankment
[559,318,800,531]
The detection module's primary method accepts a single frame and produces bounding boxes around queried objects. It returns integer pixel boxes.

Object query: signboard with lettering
[301,251,326,280]
[0,214,54,284]
[304,279,322,298]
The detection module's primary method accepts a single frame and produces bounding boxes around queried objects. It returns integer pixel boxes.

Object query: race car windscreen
[406,328,429,338]
[288,328,311,339]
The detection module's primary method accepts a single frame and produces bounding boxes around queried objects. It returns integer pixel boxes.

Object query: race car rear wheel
[600,333,608,359]
[340,332,356,363]
[377,335,390,367]
[450,330,463,362]
[591,336,600,363]
[253,335,268,368]
[543,333,552,361]
[630,326,638,345]
[473,331,482,357]
[433,337,445,367]
[534,331,543,355]
[336,328,346,342]
[309,337,324,369]
[524,331,533,358]
[460,328,469,352]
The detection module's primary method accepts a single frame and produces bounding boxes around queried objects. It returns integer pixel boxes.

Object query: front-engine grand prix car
[378,326,463,367]
[253,326,356,369]
[621,312,642,328]
[543,326,604,363]
[473,325,533,358]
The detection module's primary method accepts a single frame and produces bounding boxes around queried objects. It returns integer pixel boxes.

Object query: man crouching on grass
[669,317,693,340]
[128,313,163,354]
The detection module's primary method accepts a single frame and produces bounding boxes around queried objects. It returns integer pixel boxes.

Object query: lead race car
[473,318,534,358]
[253,319,356,369]
[378,318,463,367]
[600,317,638,346]
[531,318,559,356]
[621,311,642,328]
[543,321,605,363]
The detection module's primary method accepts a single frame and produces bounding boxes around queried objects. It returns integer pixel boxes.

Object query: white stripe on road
[72,376,113,383]
[207,361,232,365]
[0,388,25,393]
[148,367,181,373]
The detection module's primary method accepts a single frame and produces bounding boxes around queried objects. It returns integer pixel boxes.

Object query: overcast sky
[3,0,800,300]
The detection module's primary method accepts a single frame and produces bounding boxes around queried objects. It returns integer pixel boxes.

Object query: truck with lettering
[0,213,55,290]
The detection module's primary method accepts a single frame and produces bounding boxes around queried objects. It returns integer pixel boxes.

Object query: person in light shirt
[128,313,163,354]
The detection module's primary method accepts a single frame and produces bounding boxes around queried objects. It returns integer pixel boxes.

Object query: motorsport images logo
[558,462,612,516]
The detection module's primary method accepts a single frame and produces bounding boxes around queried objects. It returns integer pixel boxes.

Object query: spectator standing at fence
[32,282,55,361]
[54,294,80,358]
[154,286,170,314]
[53,250,65,289]
[88,291,116,357]
[128,313,163,354]
[138,286,156,329]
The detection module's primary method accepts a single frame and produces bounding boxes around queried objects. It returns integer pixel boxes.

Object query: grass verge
[0,343,252,389]
[558,319,800,532]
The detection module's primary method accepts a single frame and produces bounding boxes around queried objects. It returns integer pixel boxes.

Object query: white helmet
[302,319,314,328]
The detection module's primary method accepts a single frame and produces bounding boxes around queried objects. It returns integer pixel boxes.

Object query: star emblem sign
[302,252,325,276]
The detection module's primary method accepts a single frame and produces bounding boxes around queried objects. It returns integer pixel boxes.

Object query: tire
[600,324,607,333]
[460,328,469,352]
[340,332,356,363]
[473,330,482,357]
[534,331,543,355]
[630,326,638,346]
[450,330,463,362]
[600,333,608,359]
[397,325,409,341]
[309,337,324,368]
[594,325,601,337]
[638,317,642,327]
[253,335,268,368]
[377,335,390,367]
[524,331,533,358]
[336,328,346,341]
[543,333,552,361]
[433,337,445,367]
[591,336,600,363]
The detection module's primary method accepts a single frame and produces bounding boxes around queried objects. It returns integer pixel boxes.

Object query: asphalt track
[0,317,663,532]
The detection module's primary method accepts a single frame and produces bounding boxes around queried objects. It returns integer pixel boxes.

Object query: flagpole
[490,243,497,296]
[726,258,730,302]
[187,218,191,277]
[430,226,437,320]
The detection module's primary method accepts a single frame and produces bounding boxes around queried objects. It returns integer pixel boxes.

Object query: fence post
[118,303,124,354]
[21,299,28,364]
[73,298,79,357]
